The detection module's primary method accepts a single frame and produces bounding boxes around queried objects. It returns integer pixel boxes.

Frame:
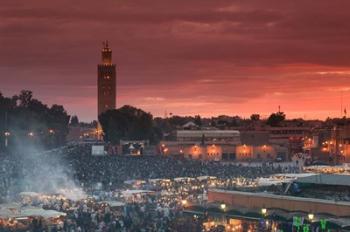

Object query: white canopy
[20,207,66,219]
[257,173,316,186]
[0,205,66,219]
[197,176,217,181]
[19,192,39,197]
[124,180,146,185]
[122,190,154,196]
[99,201,125,207]
[257,178,288,186]
[148,178,171,183]
[129,144,135,149]
[0,203,21,218]
[174,177,195,182]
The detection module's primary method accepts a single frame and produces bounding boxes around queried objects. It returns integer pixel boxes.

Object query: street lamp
[263,145,267,153]
[308,213,314,221]
[28,132,34,137]
[4,131,10,147]
[261,208,267,215]
[49,129,55,134]
[220,203,226,210]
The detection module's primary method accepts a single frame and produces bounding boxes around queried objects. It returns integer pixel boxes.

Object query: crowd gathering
[68,144,299,190]
[0,144,300,231]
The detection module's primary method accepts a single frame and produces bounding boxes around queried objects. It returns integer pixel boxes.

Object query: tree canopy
[266,111,286,126]
[98,105,162,144]
[250,114,260,121]
[0,90,70,151]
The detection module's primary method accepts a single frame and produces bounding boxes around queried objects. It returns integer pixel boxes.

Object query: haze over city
[2,0,350,121]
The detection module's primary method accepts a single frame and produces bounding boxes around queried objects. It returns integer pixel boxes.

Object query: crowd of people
[0,176,214,231]
[0,144,300,231]
[67,144,299,191]
[0,144,300,198]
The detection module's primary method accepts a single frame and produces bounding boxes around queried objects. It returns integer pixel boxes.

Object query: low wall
[208,189,350,217]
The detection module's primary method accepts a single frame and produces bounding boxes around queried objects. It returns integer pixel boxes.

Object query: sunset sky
[2,0,350,121]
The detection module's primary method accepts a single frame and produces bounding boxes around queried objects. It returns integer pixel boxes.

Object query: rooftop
[295,174,350,187]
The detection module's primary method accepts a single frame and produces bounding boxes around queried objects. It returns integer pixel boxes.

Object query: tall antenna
[341,90,343,118]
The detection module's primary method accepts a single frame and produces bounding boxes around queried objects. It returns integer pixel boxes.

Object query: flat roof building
[176,130,241,145]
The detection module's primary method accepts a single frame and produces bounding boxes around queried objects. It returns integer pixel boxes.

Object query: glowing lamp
[220,203,226,210]
[261,208,267,215]
[308,213,314,221]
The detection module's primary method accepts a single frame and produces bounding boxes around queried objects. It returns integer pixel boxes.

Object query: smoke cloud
[9,139,86,201]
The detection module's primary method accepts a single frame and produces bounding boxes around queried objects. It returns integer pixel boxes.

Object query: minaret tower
[97,41,116,117]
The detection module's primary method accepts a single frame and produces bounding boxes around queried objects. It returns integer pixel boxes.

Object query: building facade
[160,130,240,161]
[97,41,116,117]
[160,129,290,162]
